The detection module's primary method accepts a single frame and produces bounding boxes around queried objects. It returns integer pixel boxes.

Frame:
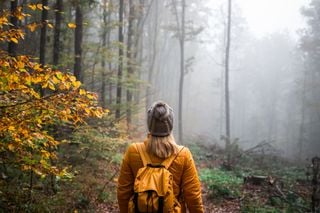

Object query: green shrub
[200,168,242,201]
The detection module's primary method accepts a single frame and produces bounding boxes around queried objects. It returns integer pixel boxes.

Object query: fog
[134,0,319,158]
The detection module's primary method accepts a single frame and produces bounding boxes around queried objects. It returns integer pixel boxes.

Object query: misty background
[115,0,318,158]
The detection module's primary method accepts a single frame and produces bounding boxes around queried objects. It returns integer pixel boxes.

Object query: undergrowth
[200,168,242,201]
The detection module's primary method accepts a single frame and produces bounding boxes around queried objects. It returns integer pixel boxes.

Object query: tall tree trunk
[40,0,48,65]
[53,0,63,65]
[115,0,124,119]
[178,0,185,143]
[298,69,307,160]
[225,0,232,145]
[74,5,83,82]
[101,0,108,108]
[146,0,158,110]
[126,0,135,128]
[107,2,113,106]
[133,0,145,105]
[8,0,18,56]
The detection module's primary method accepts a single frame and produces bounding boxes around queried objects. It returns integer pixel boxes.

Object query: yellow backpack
[128,143,184,213]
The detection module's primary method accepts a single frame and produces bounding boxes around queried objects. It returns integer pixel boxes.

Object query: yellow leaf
[72,81,81,89]
[56,72,63,80]
[86,93,94,99]
[42,82,48,89]
[8,144,14,151]
[52,76,60,84]
[17,61,25,69]
[79,89,86,95]
[69,76,76,82]
[84,108,91,114]
[22,165,31,171]
[41,150,50,159]
[43,5,50,10]
[47,23,53,28]
[48,82,55,91]
[28,4,37,11]
[25,76,32,85]
[10,37,18,44]
[8,126,15,131]
[27,22,38,32]
[58,83,65,90]
[37,4,43,10]
[67,23,77,29]
[33,76,42,83]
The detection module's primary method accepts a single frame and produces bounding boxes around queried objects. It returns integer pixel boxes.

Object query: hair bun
[147,101,174,136]
[153,103,169,121]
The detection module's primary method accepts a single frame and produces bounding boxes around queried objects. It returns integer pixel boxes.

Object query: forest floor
[1,126,312,212]
[94,175,311,213]
[93,142,312,213]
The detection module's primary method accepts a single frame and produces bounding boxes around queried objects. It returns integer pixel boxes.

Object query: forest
[0,0,319,212]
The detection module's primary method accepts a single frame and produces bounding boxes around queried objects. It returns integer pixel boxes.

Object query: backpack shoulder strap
[162,145,185,169]
[135,143,152,167]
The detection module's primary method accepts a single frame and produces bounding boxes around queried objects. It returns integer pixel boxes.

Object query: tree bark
[126,0,135,128]
[115,0,124,119]
[146,0,158,110]
[107,2,113,106]
[53,0,63,66]
[171,0,185,143]
[74,5,83,82]
[8,0,18,56]
[101,0,108,108]
[178,0,185,144]
[225,0,232,145]
[298,69,307,160]
[40,0,48,65]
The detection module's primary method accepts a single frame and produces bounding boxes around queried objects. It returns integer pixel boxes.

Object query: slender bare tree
[53,0,63,65]
[74,4,83,82]
[225,0,232,146]
[40,0,48,65]
[115,0,124,119]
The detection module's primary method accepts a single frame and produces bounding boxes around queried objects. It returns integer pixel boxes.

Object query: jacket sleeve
[117,144,135,213]
[181,148,204,213]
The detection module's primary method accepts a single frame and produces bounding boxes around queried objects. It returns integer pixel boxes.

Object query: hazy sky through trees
[240,0,307,38]
[207,0,308,39]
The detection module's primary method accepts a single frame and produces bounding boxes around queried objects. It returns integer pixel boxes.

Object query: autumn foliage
[0,6,105,177]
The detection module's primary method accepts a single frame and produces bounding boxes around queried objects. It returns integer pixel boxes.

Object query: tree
[74,5,83,81]
[115,0,124,119]
[39,0,48,66]
[8,0,18,56]
[178,0,185,144]
[298,0,320,156]
[126,0,135,128]
[145,0,158,110]
[0,10,105,178]
[53,0,63,66]
[171,0,186,143]
[100,0,109,108]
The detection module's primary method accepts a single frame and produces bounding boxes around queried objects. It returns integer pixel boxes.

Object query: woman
[117,101,204,213]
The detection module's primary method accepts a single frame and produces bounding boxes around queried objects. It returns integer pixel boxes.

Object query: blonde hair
[146,134,178,159]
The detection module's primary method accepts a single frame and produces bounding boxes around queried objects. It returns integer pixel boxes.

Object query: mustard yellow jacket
[117,141,204,213]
